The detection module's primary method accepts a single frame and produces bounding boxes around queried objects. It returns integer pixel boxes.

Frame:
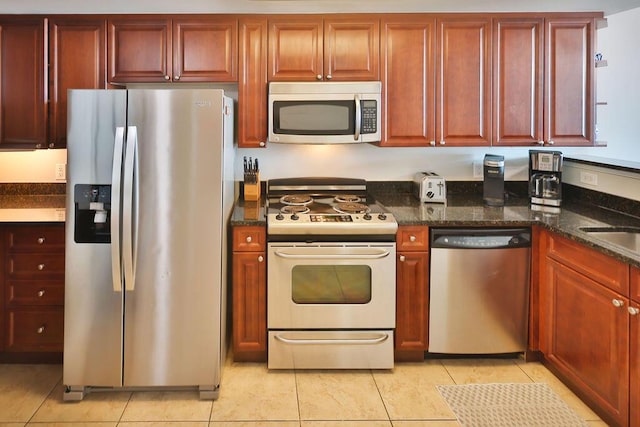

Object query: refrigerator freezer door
[64,90,127,388]
[123,89,226,388]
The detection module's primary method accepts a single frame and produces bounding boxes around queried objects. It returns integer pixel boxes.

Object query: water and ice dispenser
[74,184,111,243]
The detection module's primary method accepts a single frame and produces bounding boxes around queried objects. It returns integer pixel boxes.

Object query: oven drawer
[268,330,394,369]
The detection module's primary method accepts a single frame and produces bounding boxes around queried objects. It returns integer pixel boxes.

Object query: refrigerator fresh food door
[123,89,226,389]
[64,90,127,388]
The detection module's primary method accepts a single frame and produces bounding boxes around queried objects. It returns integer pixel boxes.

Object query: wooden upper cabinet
[492,17,544,146]
[238,16,268,148]
[108,17,172,83]
[324,17,379,81]
[268,16,323,81]
[49,17,107,149]
[172,17,237,82]
[0,17,47,149]
[268,15,379,81]
[544,17,595,146]
[380,15,435,147]
[436,15,492,147]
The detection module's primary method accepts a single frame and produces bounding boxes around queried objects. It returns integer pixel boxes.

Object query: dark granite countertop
[0,184,66,223]
[230,182,640,268]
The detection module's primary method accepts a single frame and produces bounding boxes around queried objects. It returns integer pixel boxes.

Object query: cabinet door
[632,267,640,427]
[0,226,5,352]
[541,258,629,426]
[436,16,491,147]
[396,251,429,360]
[173,17,237,82]
[232,251,267,362]
[0,17,47,149]
[380,15,435,147]
[49,17,106,149]
[238,16,268,148]
[544,17,595,146]
[108,17,172,83]
[492,17,544,146]
[268,16,323,81]
[324,16,379,81]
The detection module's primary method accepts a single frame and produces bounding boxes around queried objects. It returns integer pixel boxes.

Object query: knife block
[243,174,261,201]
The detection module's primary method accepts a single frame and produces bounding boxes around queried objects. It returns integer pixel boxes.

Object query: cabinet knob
[399,255,406,262]
[326,74,332,80]
[612,298,625,308]
[37,289,45,297]
[259,141,266,147]
[548,140,555,145]
[537,140,545,146]
[258,255,264,262]
[245,236,252,243]
[37,326,46,334]
[440,140,445,146]
[174,75,180,81]
[316,74,323,80]
[49,143,55,148]
[37,237,45,244]
[164,75,170,80]
[430,140,436,147]
[37,264,45,271]
[409,235,416,242]
[629,307,640,316]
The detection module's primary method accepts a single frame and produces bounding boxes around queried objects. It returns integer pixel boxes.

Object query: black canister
[483,154,505,206]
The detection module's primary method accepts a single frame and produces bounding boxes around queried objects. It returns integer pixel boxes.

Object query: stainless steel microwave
[268,81,382,144]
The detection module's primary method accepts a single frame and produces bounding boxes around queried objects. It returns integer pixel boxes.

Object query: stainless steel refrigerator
[63,89,234,401]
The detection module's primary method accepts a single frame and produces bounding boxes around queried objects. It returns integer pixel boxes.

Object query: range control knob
[291,214,299,221]
[363,213,372,220]
[378,213,387,220]
[275,213,284,220]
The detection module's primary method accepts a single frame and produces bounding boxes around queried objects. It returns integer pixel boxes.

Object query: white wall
[1,5,639,187]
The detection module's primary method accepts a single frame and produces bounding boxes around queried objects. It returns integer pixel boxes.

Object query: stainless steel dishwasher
[428,228,531,354]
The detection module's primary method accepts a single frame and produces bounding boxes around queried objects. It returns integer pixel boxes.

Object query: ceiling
[1,0,640,16]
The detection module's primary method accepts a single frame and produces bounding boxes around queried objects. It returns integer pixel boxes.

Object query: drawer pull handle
[612,299,625,308]
[629,307,640,316]
[38,264,45,271]
[37,237,45,244]
[37,289,45,297]
[37,326,46,334]
[246,236,252,243]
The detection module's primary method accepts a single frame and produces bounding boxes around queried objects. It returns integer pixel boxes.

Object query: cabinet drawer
[233,226,266,252]
[6,308,64,352]
[397,226,429,251]
[6,226,65,252]
[6,280,64,306]
[7,252,65,279]
[545,231,629,295]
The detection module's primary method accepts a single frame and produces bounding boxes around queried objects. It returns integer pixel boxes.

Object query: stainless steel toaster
[413,172,447,203]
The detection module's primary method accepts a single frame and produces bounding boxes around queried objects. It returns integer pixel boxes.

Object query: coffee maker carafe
[529,150,563,209]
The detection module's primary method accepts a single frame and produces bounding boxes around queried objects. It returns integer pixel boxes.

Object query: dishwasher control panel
[431,228,531,249]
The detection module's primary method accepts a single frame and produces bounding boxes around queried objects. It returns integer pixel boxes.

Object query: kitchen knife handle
[111,127,125,292]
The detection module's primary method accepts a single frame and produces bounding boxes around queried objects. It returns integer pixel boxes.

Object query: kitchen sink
[578,226,640,254]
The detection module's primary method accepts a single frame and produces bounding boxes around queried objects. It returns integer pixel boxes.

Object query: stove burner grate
[280,194,313,206]
[281,205,310,215]
[334,194,362,203]
[333,202,370,215]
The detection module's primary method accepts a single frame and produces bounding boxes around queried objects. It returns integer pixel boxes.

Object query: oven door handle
[274,333,389,346]
[273,249,391,260]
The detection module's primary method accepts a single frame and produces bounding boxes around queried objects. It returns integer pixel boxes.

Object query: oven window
[291,265,372,304]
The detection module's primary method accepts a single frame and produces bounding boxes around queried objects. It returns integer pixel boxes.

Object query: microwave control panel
[361,100,378,134]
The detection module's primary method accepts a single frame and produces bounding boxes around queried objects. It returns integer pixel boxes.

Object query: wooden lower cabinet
[539,229,631,426]
[1,224,65,361]
[231,226,267,361]
[395,226,429,361]
[631,267,640,427]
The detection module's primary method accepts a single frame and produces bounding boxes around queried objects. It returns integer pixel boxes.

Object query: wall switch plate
[55,163,66,180]
[580,171,598,186]
[473,162,483,178]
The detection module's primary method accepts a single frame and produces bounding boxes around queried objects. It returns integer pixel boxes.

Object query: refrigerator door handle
[111,127,125,292]
[122,126,138,291]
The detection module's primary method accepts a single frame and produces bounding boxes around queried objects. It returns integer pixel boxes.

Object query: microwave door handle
[354,94,361,141]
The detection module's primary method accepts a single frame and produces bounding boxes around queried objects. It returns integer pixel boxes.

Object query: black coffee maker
[529,150,563,209]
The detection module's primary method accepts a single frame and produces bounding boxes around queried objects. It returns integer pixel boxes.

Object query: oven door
[267,242,396,330]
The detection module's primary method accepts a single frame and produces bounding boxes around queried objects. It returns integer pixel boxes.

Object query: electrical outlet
[580,171,598,186]
[55,163,66,180]
[473,162,483,178]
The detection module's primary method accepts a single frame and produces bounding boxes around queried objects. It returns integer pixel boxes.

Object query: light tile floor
[0,356,609,426]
